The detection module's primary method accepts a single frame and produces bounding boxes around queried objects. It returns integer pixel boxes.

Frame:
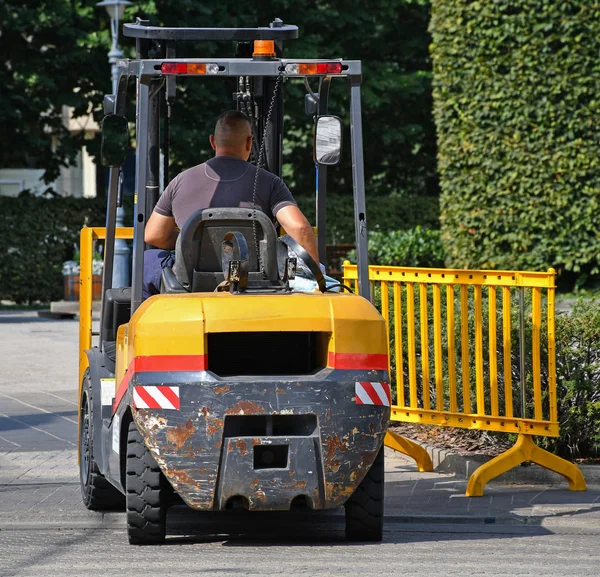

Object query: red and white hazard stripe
[355,382,391,406]
[133,386,180,410]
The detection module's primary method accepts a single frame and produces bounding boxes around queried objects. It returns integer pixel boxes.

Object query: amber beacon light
[253,40,276,58]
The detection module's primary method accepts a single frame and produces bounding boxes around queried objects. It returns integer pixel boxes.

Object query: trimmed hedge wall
[0,195,106,304]
[430,2,600,282]
[297,193,440,244]
[0,192,438,303]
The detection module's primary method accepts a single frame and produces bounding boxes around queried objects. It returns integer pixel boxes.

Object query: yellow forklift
[78,18,389,544]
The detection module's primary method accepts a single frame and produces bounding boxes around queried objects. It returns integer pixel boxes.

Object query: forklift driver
[143,110,320,298]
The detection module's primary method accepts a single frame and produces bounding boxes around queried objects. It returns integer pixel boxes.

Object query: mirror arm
[304,77,319,104]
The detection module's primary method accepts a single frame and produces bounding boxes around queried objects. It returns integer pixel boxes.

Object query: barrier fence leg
[466,433,587,497]
[385,430,433,472]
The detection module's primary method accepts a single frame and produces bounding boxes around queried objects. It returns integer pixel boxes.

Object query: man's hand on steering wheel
[280,236,326,292]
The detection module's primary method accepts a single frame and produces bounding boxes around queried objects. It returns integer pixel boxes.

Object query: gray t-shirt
[154,156,296,228]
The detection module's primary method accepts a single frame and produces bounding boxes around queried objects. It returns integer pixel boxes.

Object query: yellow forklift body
[114,291,388,391]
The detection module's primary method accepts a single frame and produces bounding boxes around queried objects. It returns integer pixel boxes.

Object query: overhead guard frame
[104,22,370,317]
[123,23,299,42]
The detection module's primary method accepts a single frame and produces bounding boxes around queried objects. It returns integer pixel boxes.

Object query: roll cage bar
[101,18,369,327]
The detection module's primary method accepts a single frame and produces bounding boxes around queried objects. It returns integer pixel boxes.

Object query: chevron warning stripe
[133,386,180,410]
[355,381,391,407]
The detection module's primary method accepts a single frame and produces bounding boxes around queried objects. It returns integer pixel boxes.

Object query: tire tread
[126,421,166,545]
[79,371,124,511]
[344,446,384,542]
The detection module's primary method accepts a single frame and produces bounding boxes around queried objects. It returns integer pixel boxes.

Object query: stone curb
[414,440,600,486]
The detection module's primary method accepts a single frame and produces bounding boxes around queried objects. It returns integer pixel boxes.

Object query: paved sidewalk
[2,310,600,534]
[384,448,600,532]
[2,446,600,534]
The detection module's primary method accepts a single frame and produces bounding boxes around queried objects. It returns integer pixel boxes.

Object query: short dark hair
[213,110,252,147]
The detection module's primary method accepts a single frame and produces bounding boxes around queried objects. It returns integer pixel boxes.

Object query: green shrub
[371,227,445,267]
[347,227,446,267]
[430,2,600,285]
[0,194,106,304]
[296,193,440,244]
[546,300,600,457]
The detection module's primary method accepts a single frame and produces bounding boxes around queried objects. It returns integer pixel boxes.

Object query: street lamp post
[97,0,132,289]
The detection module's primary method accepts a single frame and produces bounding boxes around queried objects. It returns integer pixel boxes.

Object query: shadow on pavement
[0,410,78,432]
[0,312,76,324]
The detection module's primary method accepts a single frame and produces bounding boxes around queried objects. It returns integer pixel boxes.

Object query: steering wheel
[280,236,327,293]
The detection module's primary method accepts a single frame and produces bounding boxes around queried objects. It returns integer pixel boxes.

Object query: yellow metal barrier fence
[343,262,586,495]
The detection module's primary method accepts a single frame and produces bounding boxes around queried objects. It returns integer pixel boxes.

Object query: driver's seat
[161,207,281,293]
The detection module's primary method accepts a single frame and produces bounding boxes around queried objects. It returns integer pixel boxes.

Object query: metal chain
[251,70,284,278]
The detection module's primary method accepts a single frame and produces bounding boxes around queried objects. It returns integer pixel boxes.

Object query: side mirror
[314,115,342,166]
[101,114,129,168]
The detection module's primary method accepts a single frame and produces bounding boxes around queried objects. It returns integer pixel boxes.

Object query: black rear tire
[79,370,125,511]
[344,446,384,542]
[126,420,167,545]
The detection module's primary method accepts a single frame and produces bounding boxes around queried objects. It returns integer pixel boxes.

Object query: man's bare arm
[275,205,320,265]
[145,211,178,250]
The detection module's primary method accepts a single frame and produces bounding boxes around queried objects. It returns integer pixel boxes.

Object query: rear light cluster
[284,62,343,75]
[161,62,220,75]
[160,61,343,76]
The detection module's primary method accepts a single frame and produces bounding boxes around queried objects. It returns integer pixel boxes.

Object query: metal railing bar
[489,286,499,416]
[447,285,458,413]
[461,285,471,414]
[393,282,405,407]
[503,287,514,419]
[419,283,431,411]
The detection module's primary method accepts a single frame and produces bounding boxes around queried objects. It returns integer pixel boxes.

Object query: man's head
[210,110,253,160]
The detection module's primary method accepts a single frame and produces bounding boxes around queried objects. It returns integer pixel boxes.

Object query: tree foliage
[430,1,600,285]
[144,0,436,199]
[2,0,437,208]
[0,1,114,183]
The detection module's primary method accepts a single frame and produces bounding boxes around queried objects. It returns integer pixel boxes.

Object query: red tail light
[161,63,212,75]
[316,62,343,74]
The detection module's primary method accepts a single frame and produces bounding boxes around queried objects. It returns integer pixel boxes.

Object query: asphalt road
[1,311,600,577]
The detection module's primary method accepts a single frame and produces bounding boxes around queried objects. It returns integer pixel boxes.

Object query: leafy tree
[145,0,436,199]
[0,1,115,184]
[2,1,437,213]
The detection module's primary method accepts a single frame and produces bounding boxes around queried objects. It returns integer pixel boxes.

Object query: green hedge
[0,194,106,304]
[430,2,600,283]
[297,193,440,244]
[347,227,446,267]
[0,192,437,303]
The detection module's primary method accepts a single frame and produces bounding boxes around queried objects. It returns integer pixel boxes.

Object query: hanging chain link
[251,70,284,278]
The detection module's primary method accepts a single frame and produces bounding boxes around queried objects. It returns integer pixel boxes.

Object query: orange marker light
[298,63,318,75]
[253,40,276,58]
[188,63,206,74]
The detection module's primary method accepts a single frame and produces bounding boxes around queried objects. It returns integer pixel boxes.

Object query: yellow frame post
[466,434,587,496]
[78,226,135,391]
[385,430,433,472]
[78,227,94,391]
[77,226,134,465]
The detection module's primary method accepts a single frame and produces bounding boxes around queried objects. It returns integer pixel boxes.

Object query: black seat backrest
[173,208,280,291]
[101,287,131,342]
